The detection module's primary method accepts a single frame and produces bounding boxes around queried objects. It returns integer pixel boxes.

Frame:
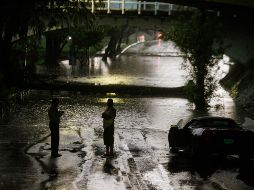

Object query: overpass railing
[84,0,189,15]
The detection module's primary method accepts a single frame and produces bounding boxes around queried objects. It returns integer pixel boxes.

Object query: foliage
[0,0,95,84]
[165,10,225,110]
[70,26,105,64]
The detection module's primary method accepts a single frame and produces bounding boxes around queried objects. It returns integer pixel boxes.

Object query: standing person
[48,98,64,158]
[102,98,116,157]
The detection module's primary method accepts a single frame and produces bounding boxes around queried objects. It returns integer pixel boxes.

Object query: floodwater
[36,40,187,87]
[1,40,253,190]
[53,40,239,121]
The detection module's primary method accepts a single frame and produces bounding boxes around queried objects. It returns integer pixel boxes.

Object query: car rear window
[189,119,239,129]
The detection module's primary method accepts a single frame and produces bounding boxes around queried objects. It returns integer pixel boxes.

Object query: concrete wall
[95,15,173,31]
[220,17,254,111]
[223,17,254,64]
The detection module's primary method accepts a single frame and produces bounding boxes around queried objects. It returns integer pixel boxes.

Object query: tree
[165,10,224,110]
[0,1,37,85]
[70,26,104,65]
[45,29,70,66]
[0,0,95,85]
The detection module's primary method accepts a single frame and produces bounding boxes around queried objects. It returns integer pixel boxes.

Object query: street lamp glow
[68,36,72,40]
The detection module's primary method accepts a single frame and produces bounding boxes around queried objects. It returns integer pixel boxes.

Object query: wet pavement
[0,40,254,189]
[0,91,253,190]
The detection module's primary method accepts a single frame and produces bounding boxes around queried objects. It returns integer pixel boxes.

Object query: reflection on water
[37,40,187,87]
[9,90,240,144]
[56,55,188,87]
[33,40,240,122]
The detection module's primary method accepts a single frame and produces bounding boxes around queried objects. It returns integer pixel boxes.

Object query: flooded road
[64,55,188,87]
[1,40,254,190]
[2,91,253,190]
[37,40,187,87]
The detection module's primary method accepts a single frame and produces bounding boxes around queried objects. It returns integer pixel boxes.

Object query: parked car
[168,116,254,160]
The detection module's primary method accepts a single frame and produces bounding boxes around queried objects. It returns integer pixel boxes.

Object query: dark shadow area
[39,157,59,190]
[103,157,118,175]
[237,163,254,186]
[0,142,38,190]
[168,151,254,186]
[45,157,59,176]
[192,109,209,118]
[103,158,115,174]
[128,146,143,158]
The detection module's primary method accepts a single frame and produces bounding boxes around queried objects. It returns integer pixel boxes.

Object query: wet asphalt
[0,40,253,189]
[0,91,253,190]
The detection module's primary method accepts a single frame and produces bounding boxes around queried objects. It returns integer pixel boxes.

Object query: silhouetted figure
[48,98,64,158]
[102,99,116,157]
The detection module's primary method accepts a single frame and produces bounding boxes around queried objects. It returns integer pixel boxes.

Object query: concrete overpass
[42,0,254,65]
[83,0,254,16]
[134,0,254,11]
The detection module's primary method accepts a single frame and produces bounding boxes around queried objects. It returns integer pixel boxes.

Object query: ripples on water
[9,90,239,145]
[55,55,188,87]
[17,40,240,142]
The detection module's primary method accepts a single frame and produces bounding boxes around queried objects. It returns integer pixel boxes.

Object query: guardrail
[84,0,188,15]
[47,0,190,15]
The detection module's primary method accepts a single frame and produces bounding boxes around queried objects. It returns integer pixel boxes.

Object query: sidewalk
[25,127,142,190]
[26,127,83,189]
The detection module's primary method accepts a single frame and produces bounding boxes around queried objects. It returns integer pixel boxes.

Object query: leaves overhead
[0,0,95,41]
[71,26,104,49]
